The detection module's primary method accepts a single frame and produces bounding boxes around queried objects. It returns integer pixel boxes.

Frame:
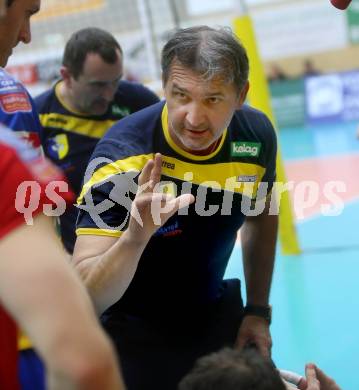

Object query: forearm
[75,230,149,314]
[0,216,124,389]
[241,213,278,305]
[41,281,124,390]
[30,256,124,389]
[46,326,124,390]
[235,209,276,355]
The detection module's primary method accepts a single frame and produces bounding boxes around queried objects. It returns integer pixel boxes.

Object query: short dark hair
[62,27,123,79]
[178,348,286,390]
[161,26,249,93]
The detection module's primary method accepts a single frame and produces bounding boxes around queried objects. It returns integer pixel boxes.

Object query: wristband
[243,304,272,324]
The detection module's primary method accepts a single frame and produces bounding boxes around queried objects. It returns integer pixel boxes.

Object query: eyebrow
[172,83,223,97]
[172,83,188,93]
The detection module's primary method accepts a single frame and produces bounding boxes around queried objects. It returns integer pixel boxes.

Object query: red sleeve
[0,306,19,390]
[0,143,73,239]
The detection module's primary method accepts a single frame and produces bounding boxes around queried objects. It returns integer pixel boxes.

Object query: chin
[89,107,106,116]
[0,56,8,68]
[182,142,210,153]
[187,144,207,151]
[92,104,109,116]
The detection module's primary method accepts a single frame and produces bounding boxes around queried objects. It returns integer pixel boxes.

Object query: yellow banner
[34,0,105,21]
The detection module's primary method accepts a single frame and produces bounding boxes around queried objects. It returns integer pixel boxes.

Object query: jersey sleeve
[0,305,19,390]
[260,114,277,194]
[76,138,152,238]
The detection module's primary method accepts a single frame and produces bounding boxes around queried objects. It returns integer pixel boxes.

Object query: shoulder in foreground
[0,68,28,94]
[0,68,17,82]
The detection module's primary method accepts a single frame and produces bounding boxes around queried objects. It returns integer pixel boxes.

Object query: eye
[207,96,221,104]
[174,91,185,98]
[173,91,188,101]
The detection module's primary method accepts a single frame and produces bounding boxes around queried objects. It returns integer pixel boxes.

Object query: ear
[161,73,167,91]
[60,66,73,88]
[162,74,170,100]
[236,81,250,109]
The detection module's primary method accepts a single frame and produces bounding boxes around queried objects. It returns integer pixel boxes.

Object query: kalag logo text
[231,142,261,157]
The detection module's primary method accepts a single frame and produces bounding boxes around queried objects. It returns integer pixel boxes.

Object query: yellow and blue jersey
[35,80,159,252]
[76,101,277,320]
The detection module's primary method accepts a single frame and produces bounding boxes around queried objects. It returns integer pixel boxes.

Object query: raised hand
[235,315,272,358]
[128,153,194,242]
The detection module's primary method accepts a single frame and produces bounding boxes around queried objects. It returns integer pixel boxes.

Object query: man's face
[0,0,40,67]
[163,62,249,154]
[66,50,123,116]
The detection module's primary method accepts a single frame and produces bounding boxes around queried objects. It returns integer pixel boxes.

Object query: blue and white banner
[306,70,359,124]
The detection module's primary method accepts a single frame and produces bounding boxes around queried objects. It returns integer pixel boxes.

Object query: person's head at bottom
[178,348,286,390]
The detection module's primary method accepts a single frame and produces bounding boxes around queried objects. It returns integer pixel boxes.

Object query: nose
[19,20,31,44]
[185,102,206,129]
[101,83,117,102]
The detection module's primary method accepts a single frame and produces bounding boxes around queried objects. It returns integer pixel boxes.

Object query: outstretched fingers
[150,153,162,187]
[138,159,154,190]
[134,153,195,230]
[142,193,194,226]
[305,364,320,390]
[138,153,162,193]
